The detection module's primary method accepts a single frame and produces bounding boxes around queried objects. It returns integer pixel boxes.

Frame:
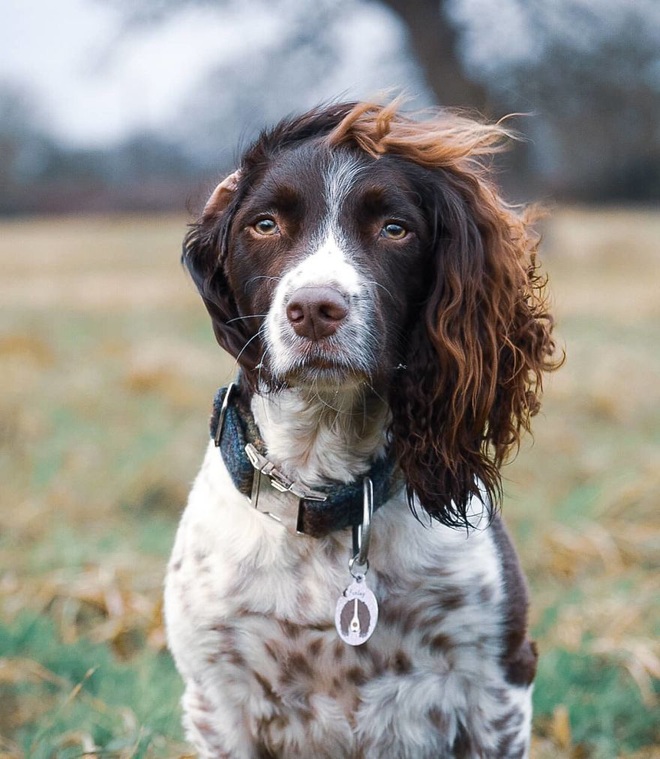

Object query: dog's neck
[250,383,389,488]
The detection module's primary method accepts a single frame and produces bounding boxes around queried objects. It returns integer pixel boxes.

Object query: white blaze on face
[324,154,364,227]
[264,157,374,379]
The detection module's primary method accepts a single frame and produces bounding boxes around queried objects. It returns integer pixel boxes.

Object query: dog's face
[225,143,433,389]
[184,102,558,526]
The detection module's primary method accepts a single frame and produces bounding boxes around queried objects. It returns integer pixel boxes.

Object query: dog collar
[210,383,398,539]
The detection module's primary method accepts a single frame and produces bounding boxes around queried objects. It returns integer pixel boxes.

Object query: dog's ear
[182,170,262,372]
[202,170,241,216]
[390,171,560,528]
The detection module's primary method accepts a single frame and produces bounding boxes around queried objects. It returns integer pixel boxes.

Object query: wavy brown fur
[328,101,560,527]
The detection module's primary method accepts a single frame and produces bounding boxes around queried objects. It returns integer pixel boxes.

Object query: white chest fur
[164,430,533,758]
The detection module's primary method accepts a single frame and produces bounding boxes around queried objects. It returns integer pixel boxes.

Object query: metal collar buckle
[212,382,385,541]
[245,443,327,531]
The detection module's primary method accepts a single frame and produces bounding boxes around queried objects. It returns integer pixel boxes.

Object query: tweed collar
[210,384,398,539]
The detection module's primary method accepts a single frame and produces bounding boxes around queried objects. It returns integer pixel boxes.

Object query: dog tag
[334,576,378,646]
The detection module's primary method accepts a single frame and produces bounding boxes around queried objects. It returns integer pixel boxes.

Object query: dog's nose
[286,286,349,340]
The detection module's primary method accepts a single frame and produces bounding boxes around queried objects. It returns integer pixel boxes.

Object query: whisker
[366,381,388,406]
[244,275,282,294]
[360,386,368,436]
[247,275,282,283]
[363,279,395,301]
[234,326,266,368]
[311,382,345,416]
[226,314,267,325]
[257,343,271,388]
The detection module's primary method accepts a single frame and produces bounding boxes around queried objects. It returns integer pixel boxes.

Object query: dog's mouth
[277,342,369,387]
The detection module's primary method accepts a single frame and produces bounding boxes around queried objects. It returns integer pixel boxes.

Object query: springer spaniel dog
[164,101,558,758]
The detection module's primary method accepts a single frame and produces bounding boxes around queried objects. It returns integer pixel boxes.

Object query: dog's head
[184,100,559,527]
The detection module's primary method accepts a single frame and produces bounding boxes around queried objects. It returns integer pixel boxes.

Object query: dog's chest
[170,540,503,745]
[164,447,511,754]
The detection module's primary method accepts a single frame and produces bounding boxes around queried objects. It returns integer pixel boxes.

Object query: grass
[1,612,182,758]
[0,209,658,757]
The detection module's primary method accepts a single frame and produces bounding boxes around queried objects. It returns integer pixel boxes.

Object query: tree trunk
[381,0,498,115]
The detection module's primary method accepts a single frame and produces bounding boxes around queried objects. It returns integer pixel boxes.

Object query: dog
[164,100,558,758]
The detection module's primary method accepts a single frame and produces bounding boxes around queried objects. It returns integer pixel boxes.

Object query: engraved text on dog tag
[335,577,378,646]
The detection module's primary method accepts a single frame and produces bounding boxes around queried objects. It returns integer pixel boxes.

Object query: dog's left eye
[381,223,408,240]
[252,218,279,236]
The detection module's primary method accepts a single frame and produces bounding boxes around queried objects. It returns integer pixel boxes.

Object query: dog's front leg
[182,681,257,759]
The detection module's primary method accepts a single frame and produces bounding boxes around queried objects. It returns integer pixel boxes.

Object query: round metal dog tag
[335,578,379,646]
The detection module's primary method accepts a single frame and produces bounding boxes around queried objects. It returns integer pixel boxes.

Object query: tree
[379,0,494,113]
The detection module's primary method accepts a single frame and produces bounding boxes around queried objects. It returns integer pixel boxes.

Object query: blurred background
[3,0,660,212]
[0,1,658,757]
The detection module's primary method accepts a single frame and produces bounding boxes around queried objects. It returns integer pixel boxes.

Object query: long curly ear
[326,100,561,526]
[182,170,262,372]
[390,170,560,528]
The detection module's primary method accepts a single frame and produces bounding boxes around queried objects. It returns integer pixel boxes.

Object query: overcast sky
[0,0,285,146]
[0,0,422,149]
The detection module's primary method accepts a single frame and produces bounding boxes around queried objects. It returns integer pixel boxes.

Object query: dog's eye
[381,223,408,240]
[253,218,279,236]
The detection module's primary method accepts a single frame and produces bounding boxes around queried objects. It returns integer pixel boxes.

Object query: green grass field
[0,209,658,758]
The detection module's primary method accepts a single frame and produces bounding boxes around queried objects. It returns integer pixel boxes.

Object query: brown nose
[286,286,349,340]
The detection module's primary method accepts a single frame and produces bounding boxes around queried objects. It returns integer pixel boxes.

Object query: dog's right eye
[381,222,408,240]
[252,218,279,236]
